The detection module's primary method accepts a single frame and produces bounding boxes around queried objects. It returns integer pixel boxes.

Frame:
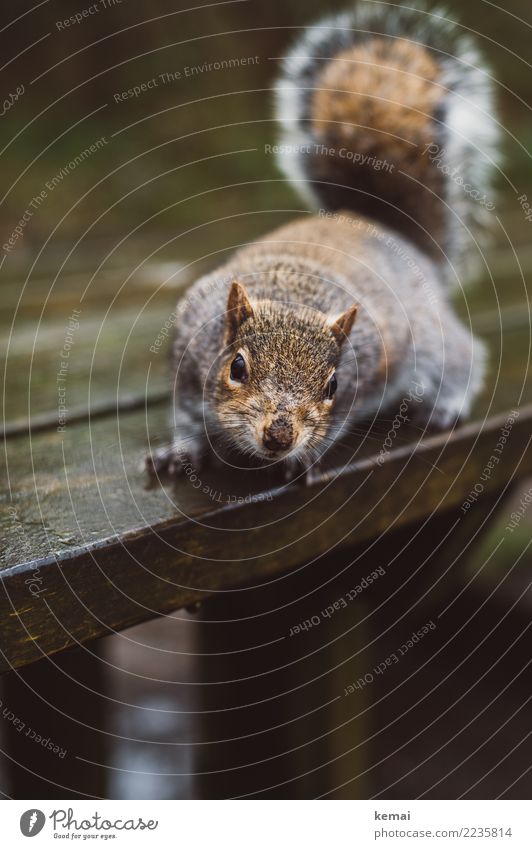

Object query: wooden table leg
[193,491,508,799]
[0,642,108,799]
[193,545,372,800]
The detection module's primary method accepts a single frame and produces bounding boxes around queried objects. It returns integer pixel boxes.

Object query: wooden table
[1,209,531,798]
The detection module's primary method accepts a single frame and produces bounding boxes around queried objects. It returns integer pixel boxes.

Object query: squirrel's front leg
[145,407,207,481]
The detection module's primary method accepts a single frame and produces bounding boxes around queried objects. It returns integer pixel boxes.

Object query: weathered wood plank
[2,303,529,447]
[1,405,530,674]
[1,273,181,426]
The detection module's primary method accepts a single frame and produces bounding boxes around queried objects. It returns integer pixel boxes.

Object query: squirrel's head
[215,281,357,464]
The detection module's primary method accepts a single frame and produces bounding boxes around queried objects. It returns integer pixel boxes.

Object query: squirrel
[146,3,499,483]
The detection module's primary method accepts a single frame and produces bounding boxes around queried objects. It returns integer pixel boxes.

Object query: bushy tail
[275,3,499,275]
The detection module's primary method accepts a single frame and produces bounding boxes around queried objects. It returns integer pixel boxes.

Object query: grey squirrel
[146,3,499,482]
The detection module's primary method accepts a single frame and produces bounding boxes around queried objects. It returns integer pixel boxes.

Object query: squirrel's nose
[263,415,294,453]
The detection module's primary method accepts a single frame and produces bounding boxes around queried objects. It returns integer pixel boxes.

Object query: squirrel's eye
[230,353,248,383]
[324,373,337,400]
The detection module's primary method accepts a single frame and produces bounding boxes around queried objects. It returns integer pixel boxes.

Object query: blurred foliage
[0,0,530,267]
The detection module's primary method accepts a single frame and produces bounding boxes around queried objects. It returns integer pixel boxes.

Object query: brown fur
[304,39,448,258]
[312,38,443,151]
[146,11,493,479]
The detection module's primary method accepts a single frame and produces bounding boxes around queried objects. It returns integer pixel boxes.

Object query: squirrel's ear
[225,280,254,345]
[329,303,358,345]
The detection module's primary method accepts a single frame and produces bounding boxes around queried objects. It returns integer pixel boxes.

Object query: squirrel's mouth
[253,431,311,464]
[257,445,293,461]
[237,413,312,464]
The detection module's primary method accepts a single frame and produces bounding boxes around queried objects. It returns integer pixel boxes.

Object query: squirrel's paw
[144,445,171,477]
[283,457,316,485]
[283,457,300,483]
[303,465,324,487]
[283,457,324,487]
[144,440,203,480]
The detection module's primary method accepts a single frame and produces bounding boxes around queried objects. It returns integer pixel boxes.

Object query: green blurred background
[0,0,531,265]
